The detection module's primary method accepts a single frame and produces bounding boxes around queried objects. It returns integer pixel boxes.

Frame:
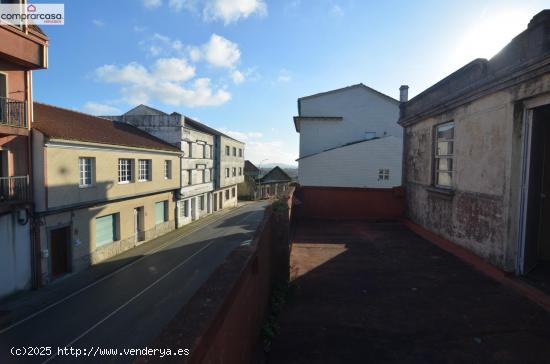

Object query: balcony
[0,175,30,203]
[0,97,27,128]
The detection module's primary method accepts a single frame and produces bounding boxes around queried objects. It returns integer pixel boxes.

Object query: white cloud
[190,34,241,68]
[219,128,262,141]
[92,19,104,27]
[82,102,121,115]
[230,70,245,84]
[277,68,292,83]
[153,58,195,81]
[94,60,230,108]
[203,0,267,24]
[330,4,344,17]
[141,33,189,57]
[143,0,162,8]
[134,25,148,32]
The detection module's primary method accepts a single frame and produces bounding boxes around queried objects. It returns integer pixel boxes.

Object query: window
[239,167,242,176]
[138,159,152,181]
[188,142,193,158]
[95,213,118,247]
[79,157,94,187]
[232,147,236,156]
[225,189,230,200]
[198,143,205,158]
[187,170,192,185]
[155,200,168,224]
[225,145,230,156]
[0,73,6,101]
[197,169,205,183]
[378,169,390,181]
[164,160,172,179]
[238,148,243,157]
[434,122,455,188]
[232,187,236,198]
[205,145,211,159]
[225,168,230,177]
[199,195,205,210]
[205,168,210,182]
[232,167,236,177]
[118,159,133,183]
[181,200,189,217]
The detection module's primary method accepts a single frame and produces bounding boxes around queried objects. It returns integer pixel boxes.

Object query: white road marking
[40,235,221,364]
[0,204,257,335]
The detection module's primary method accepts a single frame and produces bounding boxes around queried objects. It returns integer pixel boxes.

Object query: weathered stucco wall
[404,73,550,271]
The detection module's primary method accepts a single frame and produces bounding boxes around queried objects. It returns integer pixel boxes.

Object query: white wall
[299,86,400,157]
[0,213,31,298]
[298,136,402,188]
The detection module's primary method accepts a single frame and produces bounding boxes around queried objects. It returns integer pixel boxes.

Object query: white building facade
[294,84,402,188]
[105,105,244,227]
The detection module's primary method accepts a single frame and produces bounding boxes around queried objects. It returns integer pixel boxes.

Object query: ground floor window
[95,213,118,247]
[199,195,205,210]
[181,200,189,218]
[225,189,230,200]
[155,200,168,224]
[232,187,236,197]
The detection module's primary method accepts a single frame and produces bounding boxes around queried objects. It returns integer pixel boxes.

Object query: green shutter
[96,214,115,247]
[155,201,166,224]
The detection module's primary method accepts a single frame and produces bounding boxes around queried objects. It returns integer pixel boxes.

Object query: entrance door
[523,105,550,273]
[50,226,70,278]
[191,198,196,221]
[219,192,223,209]
[213,193,217,212]
[207,193,211,213]
[134,207,144,242]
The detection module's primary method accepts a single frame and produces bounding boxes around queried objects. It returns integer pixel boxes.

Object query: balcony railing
[0,97,27,128]
[0,175,30,203]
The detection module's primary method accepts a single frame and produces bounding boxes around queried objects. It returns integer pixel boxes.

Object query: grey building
[104,105,244,227]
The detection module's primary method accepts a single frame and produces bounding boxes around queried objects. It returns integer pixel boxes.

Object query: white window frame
[118,159,133,184]
[79,157,94,188]
[378,169,390,181]
[138,159,152,182]
[434,121,455,189]
[164,160,172,179]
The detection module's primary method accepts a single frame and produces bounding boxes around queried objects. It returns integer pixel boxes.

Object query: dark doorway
[523,105,550,292]
[50,226,71,278]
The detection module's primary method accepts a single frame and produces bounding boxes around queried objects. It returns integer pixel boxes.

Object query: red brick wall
[294,186,404,220]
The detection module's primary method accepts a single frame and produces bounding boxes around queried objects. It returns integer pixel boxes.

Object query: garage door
[96,214,116,247]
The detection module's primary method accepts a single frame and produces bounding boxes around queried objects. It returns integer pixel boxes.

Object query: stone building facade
[399,10,550,274]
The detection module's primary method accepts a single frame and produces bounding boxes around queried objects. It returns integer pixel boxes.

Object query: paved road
[0,201,268,364]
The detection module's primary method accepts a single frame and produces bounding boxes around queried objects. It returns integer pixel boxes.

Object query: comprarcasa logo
[0,3,64,26]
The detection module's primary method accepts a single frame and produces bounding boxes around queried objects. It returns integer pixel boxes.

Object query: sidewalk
[267,220,550,364]
[0,202,253,330]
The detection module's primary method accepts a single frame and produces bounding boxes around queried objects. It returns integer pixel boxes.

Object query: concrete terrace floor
[267,220,550,364]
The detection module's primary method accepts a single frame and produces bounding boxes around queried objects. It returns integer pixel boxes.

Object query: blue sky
[33,0,548,165]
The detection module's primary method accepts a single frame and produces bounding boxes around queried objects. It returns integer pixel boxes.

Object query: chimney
[399,85,409,103]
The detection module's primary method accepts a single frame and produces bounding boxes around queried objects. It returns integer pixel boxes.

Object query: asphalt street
[0,201,268,364]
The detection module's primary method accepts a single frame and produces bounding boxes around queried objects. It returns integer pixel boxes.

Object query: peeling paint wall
[403,74,550,271]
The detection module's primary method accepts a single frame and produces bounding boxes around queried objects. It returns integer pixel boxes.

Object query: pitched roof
[184,116,244,143]
[260,166,292,183]
[244,160,260,173]
[298,83,399,105]
[33,102,180,152]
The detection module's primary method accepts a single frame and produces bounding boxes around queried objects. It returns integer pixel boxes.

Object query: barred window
[434,122,455,188]
[79,157,93,187]
[118,159,133,183]
[138,159,152,181]
[232,167,236,177]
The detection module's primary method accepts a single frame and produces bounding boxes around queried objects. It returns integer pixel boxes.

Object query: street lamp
[257,158,268,200]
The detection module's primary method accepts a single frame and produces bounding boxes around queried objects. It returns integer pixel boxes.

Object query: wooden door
[50,227,70,278]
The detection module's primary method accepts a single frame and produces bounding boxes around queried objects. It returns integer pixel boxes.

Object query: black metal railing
[0,97,27,128]
[0,175,30,202]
